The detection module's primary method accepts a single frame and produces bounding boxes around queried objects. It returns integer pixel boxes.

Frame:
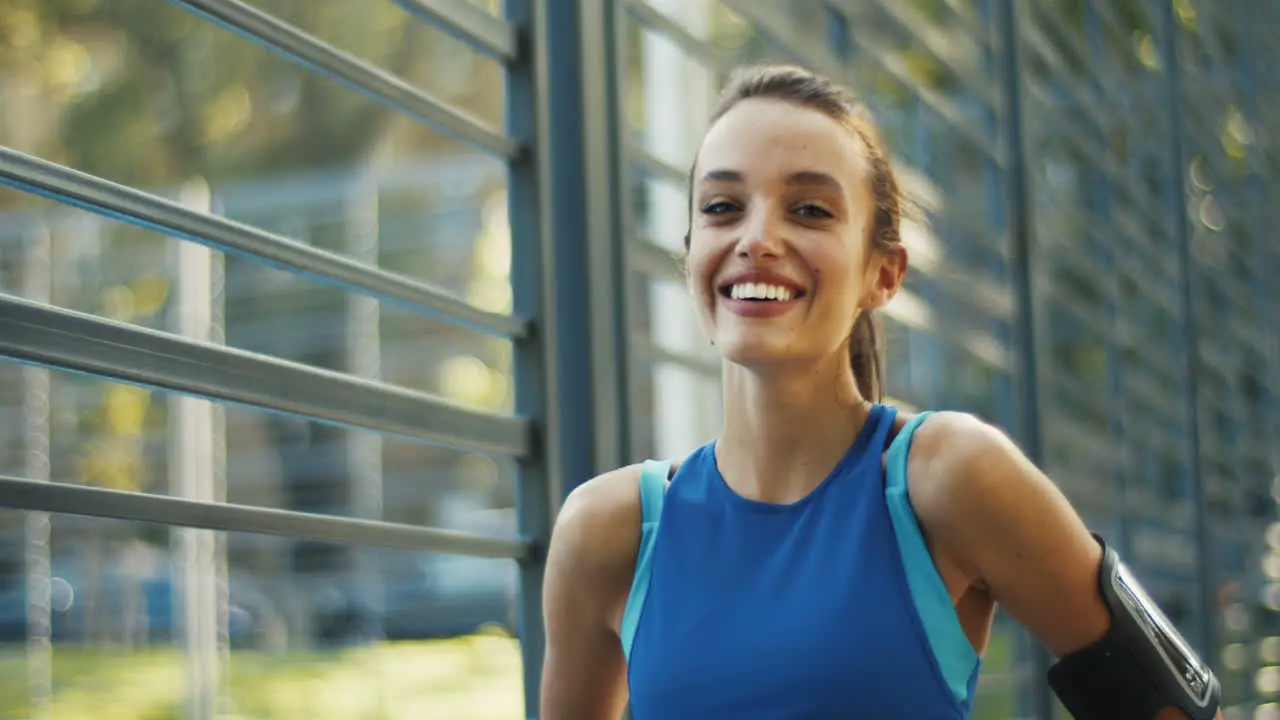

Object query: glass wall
[0,0,1275,718]
[1,1,529,718]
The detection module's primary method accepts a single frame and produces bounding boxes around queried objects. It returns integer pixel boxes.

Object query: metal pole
[344,179,386,648]
[825,5,850,61]
[578,0,633,476]
[1083,0,1133,560]
[169,179,224,720]
[994,1,1054,717]
[507,1,638,714]
[209,223,231,712]
[22,225,53,719]
[506,0,560,715]
[974,1,1013,432]
[1156,0,1216,660]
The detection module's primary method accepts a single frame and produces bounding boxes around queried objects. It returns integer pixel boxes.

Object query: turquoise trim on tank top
[620,459,669,659]
[884,411,980,704]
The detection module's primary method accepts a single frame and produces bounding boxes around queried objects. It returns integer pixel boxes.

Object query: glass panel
[0,513,523,718]
[0,2,509,284]
[0,368,516,520]
[240,0,505,122]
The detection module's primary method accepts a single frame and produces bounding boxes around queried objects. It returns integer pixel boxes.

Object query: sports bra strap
[867,403,899,452]
[883,411,979,703]
[621,459,671,659]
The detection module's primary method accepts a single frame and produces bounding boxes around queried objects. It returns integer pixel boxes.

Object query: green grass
[0,628,1026,719]
[0,630,524,720]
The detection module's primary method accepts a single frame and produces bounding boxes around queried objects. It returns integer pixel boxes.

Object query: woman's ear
[862,243,908,309]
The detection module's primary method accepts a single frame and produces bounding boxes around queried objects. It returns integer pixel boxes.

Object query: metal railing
[0,1,578,717]
[0,0,1276,718]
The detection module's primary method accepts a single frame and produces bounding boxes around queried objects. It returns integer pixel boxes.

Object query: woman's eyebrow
[699,169,843,194]
[784,171,843,193]
[700,169,744,183]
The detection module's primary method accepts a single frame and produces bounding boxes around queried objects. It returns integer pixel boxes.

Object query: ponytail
[849,311,884,402]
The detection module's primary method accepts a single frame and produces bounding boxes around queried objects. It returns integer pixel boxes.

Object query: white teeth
[729,282,794,301]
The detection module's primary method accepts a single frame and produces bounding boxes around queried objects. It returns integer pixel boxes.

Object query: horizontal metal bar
[921,269,1014,320]
[932,211,1010,259]
[0,147,528,339]
[1229,315,1272,358]
[1019,79,1170,233]
[394,0,519,62]
[1124,363,1184,420]
[1017,20,1175,233]
[628,146,687,187]
[841,0,998,105]
[1086,0,1235,143]
[628,237,684,284]
[0,477,531,559]
[622,0,735,73]
[1017,21,1112,128]
[933,0,991,47]
[0,295,533,458]
[1198,343,1237,383]
[633,335,721,378]
[170,0,519,158]
[1045,371,1112,423]
[1113,342,1181,395]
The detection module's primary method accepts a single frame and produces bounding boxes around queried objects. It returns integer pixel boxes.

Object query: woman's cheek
[687,249,718,301]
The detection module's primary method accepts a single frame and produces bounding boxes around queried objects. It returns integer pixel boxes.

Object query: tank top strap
[621,459,671,659]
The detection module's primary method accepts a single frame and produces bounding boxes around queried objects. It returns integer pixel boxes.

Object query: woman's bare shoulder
[544,464,653,635]
[553,457,680,555]
[552,465,646,566]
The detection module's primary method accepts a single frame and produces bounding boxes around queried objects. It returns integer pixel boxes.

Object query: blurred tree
[2,0,500,189]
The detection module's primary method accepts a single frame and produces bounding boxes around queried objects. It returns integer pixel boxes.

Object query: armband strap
[1047,534,1220,720]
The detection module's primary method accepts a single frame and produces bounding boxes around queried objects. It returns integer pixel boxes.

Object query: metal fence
[0,0,1275,719]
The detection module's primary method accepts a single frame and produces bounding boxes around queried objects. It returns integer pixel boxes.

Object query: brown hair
[684,64,903,402]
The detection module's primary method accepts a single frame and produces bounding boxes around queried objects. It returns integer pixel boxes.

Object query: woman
[540,65,1221,720]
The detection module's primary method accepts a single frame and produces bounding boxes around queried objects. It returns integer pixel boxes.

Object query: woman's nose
[735,208,784,261]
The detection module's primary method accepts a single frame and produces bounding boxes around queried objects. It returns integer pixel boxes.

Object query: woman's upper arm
[908,413,1110,656]
[911,413,1223,720]
[540,466,642,720]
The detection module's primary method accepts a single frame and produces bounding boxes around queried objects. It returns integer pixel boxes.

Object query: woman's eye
[794,203,833,219]
[701,201,739,215]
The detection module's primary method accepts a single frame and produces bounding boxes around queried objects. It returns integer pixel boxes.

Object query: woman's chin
[717,340,814,370]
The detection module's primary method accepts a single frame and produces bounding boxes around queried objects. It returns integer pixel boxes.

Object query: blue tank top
[621,405,981,718]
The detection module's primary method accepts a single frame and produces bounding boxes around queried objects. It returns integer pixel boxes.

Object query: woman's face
[686,97,900,371]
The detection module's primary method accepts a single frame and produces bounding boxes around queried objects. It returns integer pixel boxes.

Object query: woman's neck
[715,353,874,505]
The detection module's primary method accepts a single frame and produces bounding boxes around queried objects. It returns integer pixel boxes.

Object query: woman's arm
[909,412,1223,720]
[540,466,643,720]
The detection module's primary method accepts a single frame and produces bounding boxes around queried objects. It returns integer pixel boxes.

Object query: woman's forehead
[696,98,868,183]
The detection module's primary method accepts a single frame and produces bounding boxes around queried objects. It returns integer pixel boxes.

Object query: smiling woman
[539,64,1223,720]
[682,69,902,398]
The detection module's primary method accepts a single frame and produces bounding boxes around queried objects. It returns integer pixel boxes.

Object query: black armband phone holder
[1046,534,1220,720]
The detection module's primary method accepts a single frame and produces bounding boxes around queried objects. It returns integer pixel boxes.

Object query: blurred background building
[0,0,1275,718]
